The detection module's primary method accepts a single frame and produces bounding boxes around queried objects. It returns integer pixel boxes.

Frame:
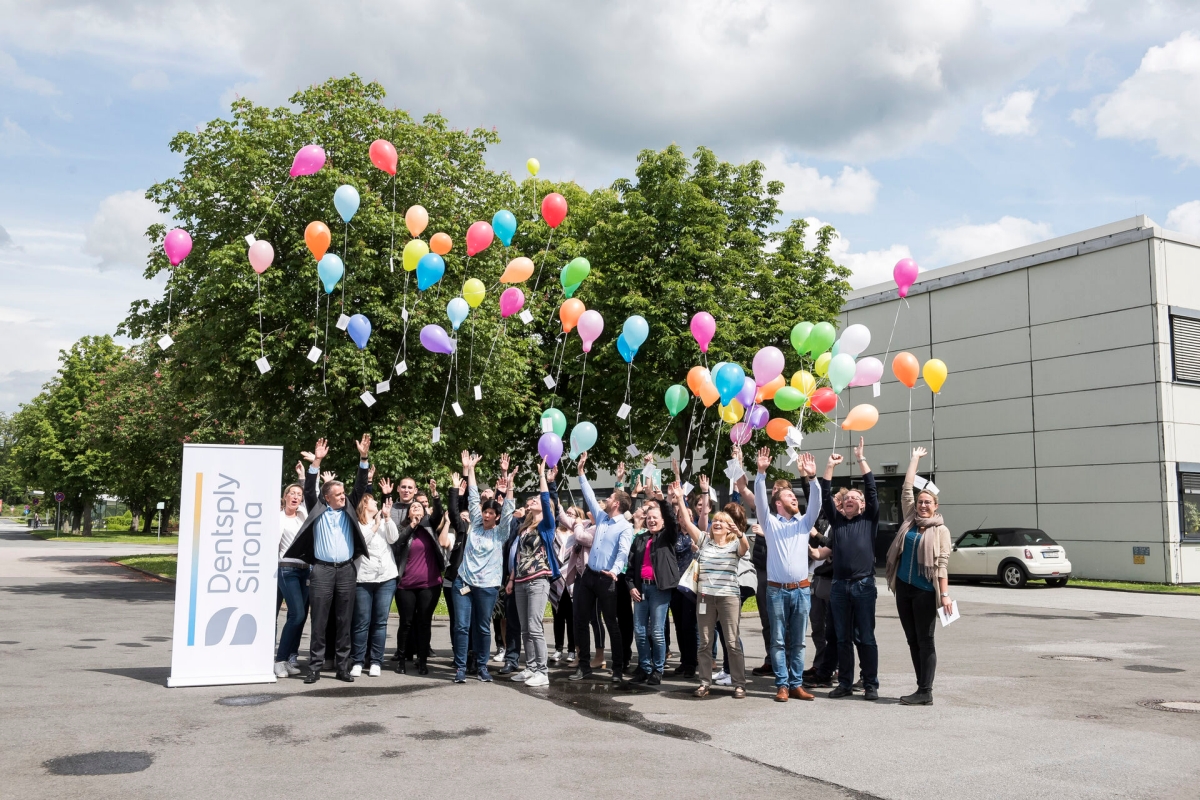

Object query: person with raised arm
[626,473,682,686]
[350,487,400,678]
[274,463,309,678]
[389,478,451,676]
[503,458,559,687]
[736,447,821,702]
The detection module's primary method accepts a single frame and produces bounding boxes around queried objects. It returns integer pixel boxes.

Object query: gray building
[801,216,1200,584]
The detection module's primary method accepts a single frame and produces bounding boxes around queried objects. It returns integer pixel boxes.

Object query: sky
[3,0,1200,411]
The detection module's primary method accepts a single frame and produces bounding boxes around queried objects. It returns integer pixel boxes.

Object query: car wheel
[1046,577,1068,587]
[1001,563,1028,588]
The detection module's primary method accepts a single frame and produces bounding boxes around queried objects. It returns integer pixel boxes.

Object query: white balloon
[839,324,871,357]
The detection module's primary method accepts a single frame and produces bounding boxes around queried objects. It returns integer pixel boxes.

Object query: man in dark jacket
[285,434,374,684]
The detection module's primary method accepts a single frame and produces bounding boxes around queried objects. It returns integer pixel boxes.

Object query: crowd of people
[275,432,954,705]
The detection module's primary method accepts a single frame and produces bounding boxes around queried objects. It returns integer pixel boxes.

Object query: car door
[950,532,993,577]
[986,532,1021,575]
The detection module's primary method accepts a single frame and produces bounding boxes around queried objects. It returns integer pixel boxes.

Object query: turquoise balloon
[541,407,567,438]
[417,253,445,291]
[446,297,469,331]
[318,254,344,294]
[333,184,359,223]
[492,210,517,247]
[622,315,649,348]
[569,421,597,459]
[828,353,857,393]
[714,363,745,406]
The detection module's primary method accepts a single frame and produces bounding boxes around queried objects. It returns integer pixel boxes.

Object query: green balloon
[561,257,591,294]
[773,386,805,412]
[563,281,581,299]
[790,322,813,356]
[664,384,689,417]
[806,321,836,357]
[541,407,567,437]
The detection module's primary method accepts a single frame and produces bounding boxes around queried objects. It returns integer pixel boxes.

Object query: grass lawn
[115,554,178,580]
[1068,578,1200,595]
[34,531,180,546]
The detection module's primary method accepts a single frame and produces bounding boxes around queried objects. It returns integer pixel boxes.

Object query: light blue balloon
[492,209,518,247]
[347,314,371,349]
[446,297,469,331]
[318,254,344,294]
[622,315,649,348]
[714,362,746,406]
[417,253,445,291]
[569,421,598,459]
[831,339,840,357]
[616,333,637,364]
[333,184,360,223]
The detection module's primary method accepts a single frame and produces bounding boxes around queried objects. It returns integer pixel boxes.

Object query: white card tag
[157,334,173,351]
[474,385,482,400]
[360,391,376,407]
[679,459,687,474]
[452,402,463,417]
[872,381,881,398]
[389,256,394,272]
[543,374,556,388]
[306,345,322,363]
[924,480,940,496]
[336,314,351,331]
[681,482,695,496]
[617,403,631,419]
[542,417,554,433]
[431,426,441,443]
[785,426,804,448]
[785,448,798,465]
[626,443,640,457]
[244,234,256,246]
[401,307,409,321]
[255,356,271,374]
[519,310,533,324]
[724,464,744,481]
[709,487,718,502]
[912,475,928,490]
[376,380,391,394]
[698,602,707,615]
[395,360,407,376]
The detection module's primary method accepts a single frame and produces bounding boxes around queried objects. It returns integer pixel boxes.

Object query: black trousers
[895,578,939,692]
[755,569,771,662]
[503,590,521,666]
[814,592,839,678]
[553,589,575,652]
[308,562,356,673]
[616,577,634,667]
[396,586,438,664]
[573,569,624,674]
[809,593,830,671]
[669,588,697,669]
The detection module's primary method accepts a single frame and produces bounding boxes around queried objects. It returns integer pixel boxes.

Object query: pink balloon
[290,144,326,177]
[499,287,525,319]
[894,257,919,298]
[730,422,753,445]
[247,240,274,274]
[466,221,494,257]
[690,312,715,353]
[849,356,884,387]
[752,345,785,386]
[577,309,604,353]
[163,228,192,266]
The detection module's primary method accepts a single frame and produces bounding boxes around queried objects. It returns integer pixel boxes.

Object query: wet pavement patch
[117,642,150,648]
[217,693,283,707]
[518,679,711,742]
[301,683,432,699]
[1126,664,1184,674]
[81,638,105,642]
[1039,655,1112,663]
[44,751,154,775]
[331,722,386,738]
[0,640,18,644]
[381,750,401,758]
[254,725,292,742]
[67,645,95,649]
[408,726,489,741]
[142,636,170,642]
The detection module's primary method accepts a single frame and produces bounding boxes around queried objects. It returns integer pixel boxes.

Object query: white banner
[168,443,284,687]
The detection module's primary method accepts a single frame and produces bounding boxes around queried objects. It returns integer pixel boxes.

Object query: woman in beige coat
[885,446,953,706]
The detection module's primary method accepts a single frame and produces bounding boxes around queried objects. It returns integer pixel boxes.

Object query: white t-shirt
[279,507,308,566]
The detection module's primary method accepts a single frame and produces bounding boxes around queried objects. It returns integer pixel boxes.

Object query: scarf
[885,507,944,591]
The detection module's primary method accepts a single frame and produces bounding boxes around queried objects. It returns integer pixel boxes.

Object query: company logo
[204,607,257,646]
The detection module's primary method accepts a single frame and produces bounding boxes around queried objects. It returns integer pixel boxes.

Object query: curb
[1067,584,1200,598]
[109,558,176,584]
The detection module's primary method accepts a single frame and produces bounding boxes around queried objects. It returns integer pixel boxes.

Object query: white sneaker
[285,658,301,676]
[525,672,549,687]
[274,661,289,678]
[492,650,507,664]
[553,650,564,664]
[349,664,363,677]
[511,668,533,682]
[715,670,732,686]
[368,664,381,677]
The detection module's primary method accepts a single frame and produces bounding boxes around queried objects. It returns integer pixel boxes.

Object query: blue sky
[2,0,1200,411]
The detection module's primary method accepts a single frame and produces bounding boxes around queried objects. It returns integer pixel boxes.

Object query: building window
[1171,315,1200,383]
[1179,471,1200,540]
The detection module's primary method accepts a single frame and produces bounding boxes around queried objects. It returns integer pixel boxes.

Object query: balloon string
[361,351,367,388]
[624,362,633,444]
[340,222,348,315]
[648,417,673,459]
[436,354,454,429]
[257,274,264,358]
[401,271,411,362]
[575,351,588,425]
[323,295,330,396]
[454,342,460,403]
[531,228,556,296]
[251,175,292,238]
[480,318,505,377]
[313,269,321,349]
[166,284,173,331]
[466,319,477,389]
[908,387,913,453]
[881,297,909,371]
[547,335,565,409]
[389,176,397,272]
[930,391,937,477]
[708,421,723,490]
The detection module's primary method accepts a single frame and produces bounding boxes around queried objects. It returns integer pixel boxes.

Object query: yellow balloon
[791,370,816,397]
[402,238,429,272]
[526,158,540,176]
[462,278,486,309]
[923,358,948,393]
[814,352,832,378]
[719,399,744,424]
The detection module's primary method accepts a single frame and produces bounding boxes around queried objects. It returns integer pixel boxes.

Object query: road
[2,519,1198,799]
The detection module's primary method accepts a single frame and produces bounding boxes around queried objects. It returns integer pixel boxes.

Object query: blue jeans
[451,577,500,672]
[831,576,879,690]
[352,579,397,668]
[275,565,310,662]
[633,580,672,674]
[767,584,811,688]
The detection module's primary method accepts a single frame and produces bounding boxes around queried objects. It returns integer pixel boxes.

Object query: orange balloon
[305,221,331,261]
[430,232,452,255]
[699,380,722,408]
[559,298,585,332]
[892,352,919,389]
[759,375,786,402]
[841,403,879,431]
[405,205,428,238]
[501,257,535,283]
[687,366,712,396]
[766,418,792,442]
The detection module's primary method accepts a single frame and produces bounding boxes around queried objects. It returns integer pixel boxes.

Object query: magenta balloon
[499,286,525,319]
[849,356,884,387]
[163,228,192,266]
[538,432,564,467]
[730,422,753,445]
[735,376,756,408]
[746,403,769,430]
[752,345,785,386]
[690,312,716,353]
[893,257,919,298]
[419,324,455,355]
[290,144,326,177]
[577,309,604,353]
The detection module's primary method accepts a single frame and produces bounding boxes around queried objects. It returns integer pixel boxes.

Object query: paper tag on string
[395,361,407,376]
[785,426,804,448]
[785,448,798,465]
[474,385,482,400]
[709,487,718,502]
[157,334,173,351]
[336,314,351,331]
[401,308,409,322]
[255,357,271,375]
[360,391,376,407]
[542,417,554,433]
[519,310,533,325]
[617,403,631,420]
[452,402,463,417]
[924,480,940,496]
[376,381,390,394]
[724,461,745,482]
[389,256,394,272]
[543,375,556,389]
[912,475,928,490]
[626,444,640,457]
[244,234,256,247]
[682,481,695,496]
[872,382,881,398]
[431,427,441,443]
[306,346,322,363]
[679,459,687,474]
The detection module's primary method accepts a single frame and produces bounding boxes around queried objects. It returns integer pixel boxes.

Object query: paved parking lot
[2,521,1199,800]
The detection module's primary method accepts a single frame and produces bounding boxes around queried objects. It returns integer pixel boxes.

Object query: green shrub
[105,511,133,531]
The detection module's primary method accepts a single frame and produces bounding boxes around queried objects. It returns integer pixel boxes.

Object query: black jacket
[393,497,446,579]
[818,472,879,581]
[283,464,372,563]
[443,487,470,583]
[626,500,683,591]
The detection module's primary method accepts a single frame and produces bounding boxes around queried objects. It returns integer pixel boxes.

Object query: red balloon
[369,139,397,175]
[541,193,568,228]
[809,388,837,415]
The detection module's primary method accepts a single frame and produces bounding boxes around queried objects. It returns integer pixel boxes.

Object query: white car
[948,528,1072,588]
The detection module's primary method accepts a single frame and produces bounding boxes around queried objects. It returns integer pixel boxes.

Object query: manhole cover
[1126,664,1185,674]
[216,694,281,706]
[1040,655,1111,663]
[44,751,154,775]
[1138,699,1200,713]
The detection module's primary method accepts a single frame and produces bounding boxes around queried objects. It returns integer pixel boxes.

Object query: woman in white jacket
[350,492,400,677]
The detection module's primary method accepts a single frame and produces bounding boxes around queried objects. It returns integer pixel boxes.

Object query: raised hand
[828,453,844,469]
[428,477,438,497]
[499,452,510,474]
[313,438,329,462]
[538,458,546,476]
[730,444,742,463]
[301,450,317,463]
[451,471,462,488]
[853,436,865,462]
[912,446,928,460]
[631,475,643,496]
[615,461,626,483]
[460,450,472,472]
[800,452,816,478]
[379,477,394,496]
[577,451,588,475]
[756,446,772,474]
[699,473,709,493]
[382,498,394,518]
[547,466,558,483]
[295,461,305,480]
[320,471,337,484]
[367,464,376,483]
[356,433,372,459]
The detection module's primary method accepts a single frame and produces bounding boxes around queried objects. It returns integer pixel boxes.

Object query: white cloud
[83,191,165,270]
[0,49,58,95]
[1093,32,1200,164]
[129,68,170,91]
[1166,200,1200,236]
[982,90,1038,136]
[0,224,14,249]
[0,117,33,155]
[803,217,913,289]
[980,0,1090,31]
[930,215,1053,264]
[766,156,879,214]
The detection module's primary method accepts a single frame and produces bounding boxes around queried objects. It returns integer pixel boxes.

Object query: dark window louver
[1181,472,1200,493]
[1172,316,1200,383]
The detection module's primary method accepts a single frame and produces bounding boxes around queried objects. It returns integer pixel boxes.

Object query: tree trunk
[70,505,82,534]
[82,497,94,537]
[130,510,140,533]
[141,504,154,534]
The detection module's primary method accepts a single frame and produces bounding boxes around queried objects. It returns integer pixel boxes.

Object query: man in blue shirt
[569,451,634,683]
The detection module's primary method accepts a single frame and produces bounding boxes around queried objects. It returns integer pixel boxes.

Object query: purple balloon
[735,376,756,408]
[419,324,455,355]
[746,403,769,430]
[752,345,785,386]
[730,422,753,445]
[538,432,564,467]
[290,144,326,177]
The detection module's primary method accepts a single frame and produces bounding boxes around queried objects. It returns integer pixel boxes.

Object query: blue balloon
[446,297,469,331]
[333,184,360,223]
[616,332,638,364]
[317,254,344,294]
[347,313,371,349]
[622,315,649,348]
[492,209,518,247]
[831,339,840,357]
[714,362,746,405]
[417,253,445,291]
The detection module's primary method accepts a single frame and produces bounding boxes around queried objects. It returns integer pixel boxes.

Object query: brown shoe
[790,686,815,701]
[774,686,789,702]
[693,685,710,698]
[732,687,746,699]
